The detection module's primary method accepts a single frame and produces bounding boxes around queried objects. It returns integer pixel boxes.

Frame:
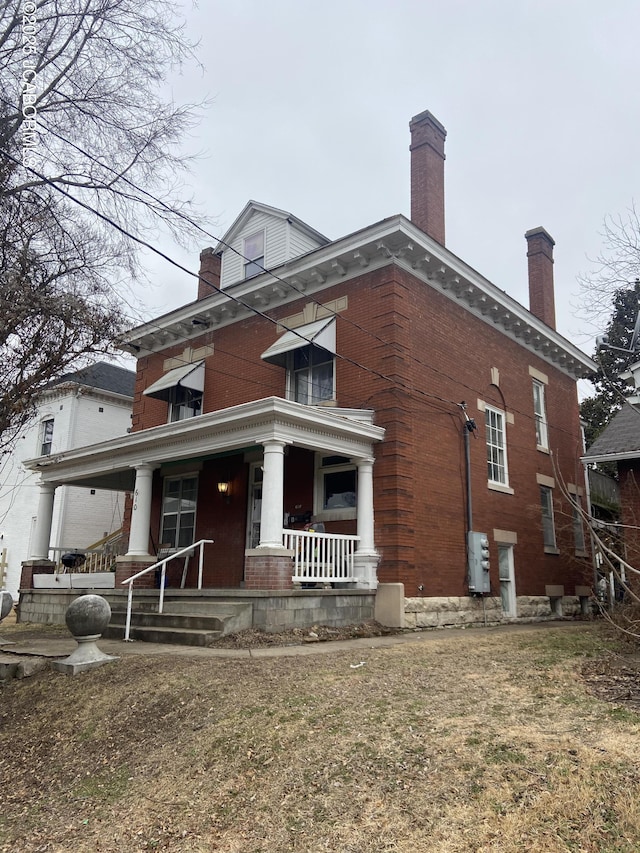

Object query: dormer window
[244,231,265,279]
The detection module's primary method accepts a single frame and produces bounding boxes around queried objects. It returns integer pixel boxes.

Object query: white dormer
[216,200,329,289]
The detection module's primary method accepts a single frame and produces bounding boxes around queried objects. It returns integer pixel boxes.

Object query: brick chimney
[525,227,556,330]
[409,109,447,245]
[197,247,221,300]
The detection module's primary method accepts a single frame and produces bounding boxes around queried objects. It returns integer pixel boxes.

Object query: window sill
[488,482,514,495]
[574,549,589,558]
[536,445,550,454]
[544,546,560,555]
[313,508,357,522]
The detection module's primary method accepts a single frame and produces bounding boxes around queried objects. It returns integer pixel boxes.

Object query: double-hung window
[532,380,548,450]
[540,486,557,550]
[243,231,265,279]
[485,406,509,487]
[160,476,198,550]
[168,386,203,422]
[291,345,334,405]
[40,418,54,456]
[314,455,356,519]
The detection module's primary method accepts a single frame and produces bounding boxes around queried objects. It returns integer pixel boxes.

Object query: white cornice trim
[120,216,595,380]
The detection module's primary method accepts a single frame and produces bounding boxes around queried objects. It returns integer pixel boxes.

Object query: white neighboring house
[0,362,135,599]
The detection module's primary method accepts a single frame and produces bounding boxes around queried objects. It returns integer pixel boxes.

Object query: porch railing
[283,529,359,585]
[49,528,127,574]
[121,539,214,642]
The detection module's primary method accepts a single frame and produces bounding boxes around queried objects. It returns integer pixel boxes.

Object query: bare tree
[0,0,206,451]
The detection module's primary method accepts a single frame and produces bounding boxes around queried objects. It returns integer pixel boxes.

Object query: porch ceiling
[23,397,385,490]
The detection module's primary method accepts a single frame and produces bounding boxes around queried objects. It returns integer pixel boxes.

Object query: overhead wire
[4,116,591,439]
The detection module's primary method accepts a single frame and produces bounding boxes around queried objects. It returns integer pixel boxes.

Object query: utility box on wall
[467,531,490,595]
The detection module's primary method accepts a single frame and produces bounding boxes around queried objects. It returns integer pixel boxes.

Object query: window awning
[261,317,336,367]
[143,361,204,401]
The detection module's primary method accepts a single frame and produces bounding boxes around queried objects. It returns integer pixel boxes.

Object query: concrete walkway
[0,619,587,665]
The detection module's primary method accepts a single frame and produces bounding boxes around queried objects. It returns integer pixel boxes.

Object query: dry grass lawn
[1,623,639,852]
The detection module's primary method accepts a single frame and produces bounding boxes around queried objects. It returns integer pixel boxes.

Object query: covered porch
[21,397,385,595]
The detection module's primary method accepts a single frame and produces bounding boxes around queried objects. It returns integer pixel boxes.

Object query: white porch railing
[283,529,359,585]
[121,540,214,642]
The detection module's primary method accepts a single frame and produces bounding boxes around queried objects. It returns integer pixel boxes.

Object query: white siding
[0,387,132,599]
[220,210,324,288]
[288,223,325,258]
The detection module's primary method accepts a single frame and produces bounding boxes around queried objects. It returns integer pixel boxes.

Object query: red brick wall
[129,261,588,597]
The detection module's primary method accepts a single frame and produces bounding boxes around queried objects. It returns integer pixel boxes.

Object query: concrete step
[109,610,224,632]
[103,621,222,646]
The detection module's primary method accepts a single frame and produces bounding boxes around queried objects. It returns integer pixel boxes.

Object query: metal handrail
[121,539,214,642]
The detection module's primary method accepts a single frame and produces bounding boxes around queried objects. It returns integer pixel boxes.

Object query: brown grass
[1,624,639,852]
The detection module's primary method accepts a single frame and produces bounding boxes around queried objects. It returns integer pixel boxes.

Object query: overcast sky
[138,0,640,358]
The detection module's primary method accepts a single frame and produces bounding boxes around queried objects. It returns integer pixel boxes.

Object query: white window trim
[539,484,558,554]
[243,229,266,279]
[286,346,336,406]
[313,454,356,522]
[484,404,510,489]
[159,474,199,551]
[532,379,549,452]
[40,417,55,456]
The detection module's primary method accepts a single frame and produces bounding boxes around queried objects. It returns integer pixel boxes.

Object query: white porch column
[355,456,376,554]
[127,463,156,556]
[353,456,379,588]
[258,440,287,548]
[29,481,57,559]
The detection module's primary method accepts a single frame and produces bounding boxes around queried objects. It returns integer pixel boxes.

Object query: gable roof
[214,200,330,254]
[583,402,640,462]
[47,362,135,398]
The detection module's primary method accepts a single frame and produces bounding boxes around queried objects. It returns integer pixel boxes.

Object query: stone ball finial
[65,594,111,639]
[0,591,13,622]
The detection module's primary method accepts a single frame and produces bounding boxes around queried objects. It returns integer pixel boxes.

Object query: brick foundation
[244,548,295,590]
[114,557,157,589]
[20,560,56,591]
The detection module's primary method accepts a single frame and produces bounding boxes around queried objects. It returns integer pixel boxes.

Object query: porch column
[353,456,379,588]
[355,457,376,554]
[258,439,287,548]
[29,481,57,559]
[126,463,156,556]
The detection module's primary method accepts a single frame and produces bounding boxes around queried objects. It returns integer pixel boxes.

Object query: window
[168,386,203,422]
[160,476,198,550]
[40,418,54,455]
[244,231,265,279]
[540,486,557,550]
[498,544,516,617]
[485,406,508,486]
[290,345,334,405]
[572,496,586,553]
[532,380,548,450]
[315,455,356,519]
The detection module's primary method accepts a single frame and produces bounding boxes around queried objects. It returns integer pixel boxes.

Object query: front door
[246,462,263,549]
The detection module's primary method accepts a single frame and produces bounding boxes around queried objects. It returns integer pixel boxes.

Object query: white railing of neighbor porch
[121,539,214,641]
[283,529,359,585]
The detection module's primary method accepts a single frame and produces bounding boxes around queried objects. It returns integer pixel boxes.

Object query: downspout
[460,403,485,624]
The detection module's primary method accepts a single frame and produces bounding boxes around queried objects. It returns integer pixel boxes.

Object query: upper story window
[168,387,203,422]
[243,231,265,279]
[532,380,548,450]
[290,345,334,405]
[40,418,54,455]
[143,361,205,424]
[485,406,509,487]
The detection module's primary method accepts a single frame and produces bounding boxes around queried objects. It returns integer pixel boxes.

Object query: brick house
[20,110,595,628]
[583,361,640,590]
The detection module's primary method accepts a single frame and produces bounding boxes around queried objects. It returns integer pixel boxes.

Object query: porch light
[217,480,231,503]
